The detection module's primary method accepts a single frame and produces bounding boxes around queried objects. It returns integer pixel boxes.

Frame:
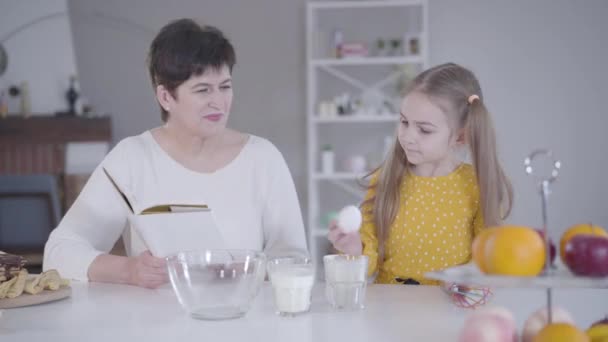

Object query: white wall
[65,0,608,235]
[429,0,608,234]
[67,0,310,208]
[0,0,78,114]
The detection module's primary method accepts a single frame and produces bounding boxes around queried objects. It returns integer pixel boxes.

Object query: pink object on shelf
[339,43,368,58]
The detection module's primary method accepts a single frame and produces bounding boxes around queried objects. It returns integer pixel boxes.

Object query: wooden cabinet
[0,115,113,266]
[0,116,112,174]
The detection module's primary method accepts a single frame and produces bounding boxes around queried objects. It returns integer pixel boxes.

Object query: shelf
[306,0,428,275]
[312,172,368,180]
[312,115,399,123]
[309,0,424,10]
[425,263,608,289]
[311,56,423,66]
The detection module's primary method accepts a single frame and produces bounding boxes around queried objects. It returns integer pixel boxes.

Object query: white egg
[337,205,362,233]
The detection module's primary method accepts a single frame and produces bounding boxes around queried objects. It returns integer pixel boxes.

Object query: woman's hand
[127,251,169,289]
[327,220,363,256]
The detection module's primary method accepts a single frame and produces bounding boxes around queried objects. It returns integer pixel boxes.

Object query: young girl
[328,63,513,285]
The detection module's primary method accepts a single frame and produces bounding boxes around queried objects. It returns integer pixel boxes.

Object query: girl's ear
[452,127,467,147]
[156,85,174,112]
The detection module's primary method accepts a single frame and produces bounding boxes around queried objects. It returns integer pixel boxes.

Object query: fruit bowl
[425,263,608,289]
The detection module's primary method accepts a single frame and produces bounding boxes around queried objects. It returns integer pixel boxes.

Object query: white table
[1,282,607,341]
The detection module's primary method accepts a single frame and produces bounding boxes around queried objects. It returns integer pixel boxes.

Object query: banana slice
[6,269,28,298]
[0,276,18,299]
[43,270,62,290]
[25,272,48,295]
[24,269,69,295]
[1,268,69,298]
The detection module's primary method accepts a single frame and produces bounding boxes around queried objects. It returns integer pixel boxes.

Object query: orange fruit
[560,223,608,263]
[533,323,589,342]
[484,225,546,276]
[472,228,496,273]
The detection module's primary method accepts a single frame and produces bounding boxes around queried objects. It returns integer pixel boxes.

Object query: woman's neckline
[144,129,252,176]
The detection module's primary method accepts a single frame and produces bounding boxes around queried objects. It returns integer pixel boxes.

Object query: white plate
[425,264,608,288]
[0,286,71,309]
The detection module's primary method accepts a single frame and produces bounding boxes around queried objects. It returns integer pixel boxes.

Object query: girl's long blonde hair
[363,63,513,264]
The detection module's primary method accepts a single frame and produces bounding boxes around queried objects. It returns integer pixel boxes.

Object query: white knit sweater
[44,131,308,280]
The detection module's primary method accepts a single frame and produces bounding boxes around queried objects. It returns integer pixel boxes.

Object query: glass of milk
[267,257,315,317]
[323,254,368,310]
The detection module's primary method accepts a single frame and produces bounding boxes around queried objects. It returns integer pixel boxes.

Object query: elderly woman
[44,18,307,288]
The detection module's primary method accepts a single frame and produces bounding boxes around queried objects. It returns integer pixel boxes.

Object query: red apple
[564,235,608,277]
[591,316,608,327]
[535,229,556,266]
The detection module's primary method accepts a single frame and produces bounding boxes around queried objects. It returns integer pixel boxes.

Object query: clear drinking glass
[267,257,315,316]
[323,254,368,310]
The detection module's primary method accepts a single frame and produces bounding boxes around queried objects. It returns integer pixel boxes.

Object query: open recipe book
[102,167,226,257]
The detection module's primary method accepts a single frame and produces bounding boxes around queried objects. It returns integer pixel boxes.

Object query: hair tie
[468,94,480,104]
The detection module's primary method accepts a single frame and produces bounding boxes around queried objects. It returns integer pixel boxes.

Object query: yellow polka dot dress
[360,164,484,285]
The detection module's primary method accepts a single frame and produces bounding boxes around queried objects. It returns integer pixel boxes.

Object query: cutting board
[0,286,71,309]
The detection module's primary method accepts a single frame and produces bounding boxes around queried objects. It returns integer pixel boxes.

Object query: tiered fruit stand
[426,150,608,323]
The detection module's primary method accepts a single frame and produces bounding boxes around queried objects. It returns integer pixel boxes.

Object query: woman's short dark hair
[147,18,236,122]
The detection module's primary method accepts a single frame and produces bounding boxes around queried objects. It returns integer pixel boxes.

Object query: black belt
[395,277,420,285]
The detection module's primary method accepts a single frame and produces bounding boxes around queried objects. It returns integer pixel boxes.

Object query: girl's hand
[127,251,169,289]
[327,220,363,256]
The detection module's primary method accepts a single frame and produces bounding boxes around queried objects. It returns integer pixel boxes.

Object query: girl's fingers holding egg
[333,233,362,255]
[327,227,344,244]
[328,219,339,231]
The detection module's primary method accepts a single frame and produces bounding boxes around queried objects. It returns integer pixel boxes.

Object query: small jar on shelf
[318,101,337,118]
[321,144,335,174]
